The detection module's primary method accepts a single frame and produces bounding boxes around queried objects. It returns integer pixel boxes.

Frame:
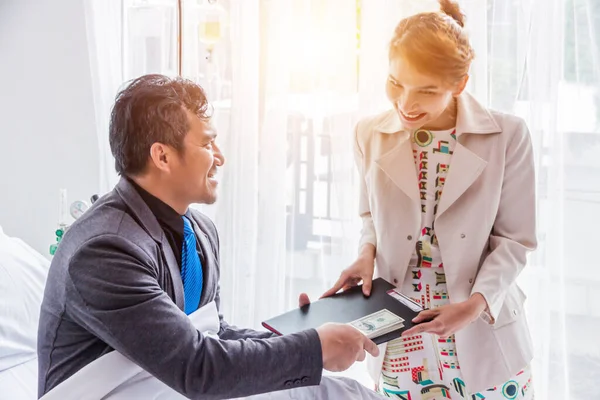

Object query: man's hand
[316,323,380,372]
[298,293,310,307]
[298,294,380,372]
[401,293,488,338]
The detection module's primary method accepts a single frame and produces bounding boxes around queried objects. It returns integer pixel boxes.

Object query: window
[123,0,178,80]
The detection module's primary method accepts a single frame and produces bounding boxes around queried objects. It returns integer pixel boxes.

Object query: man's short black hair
[109,74,211,176]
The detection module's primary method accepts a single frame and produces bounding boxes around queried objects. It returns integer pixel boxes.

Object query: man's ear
[149,142,172,173]
[454,74,469,97]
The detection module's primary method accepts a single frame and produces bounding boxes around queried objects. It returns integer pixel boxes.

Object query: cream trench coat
[356,92,537,392]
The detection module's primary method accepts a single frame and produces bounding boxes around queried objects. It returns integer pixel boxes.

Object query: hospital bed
[0,225,48,399]
[0,223,378,400]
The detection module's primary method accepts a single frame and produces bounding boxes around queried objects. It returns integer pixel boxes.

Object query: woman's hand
[321,244,376,298]
[401,293,488,338]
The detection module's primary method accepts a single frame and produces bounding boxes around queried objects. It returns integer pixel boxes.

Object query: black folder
[261,278,424,345]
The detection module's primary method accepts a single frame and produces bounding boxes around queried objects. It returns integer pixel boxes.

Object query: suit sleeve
[67,236,323,399]
[470,119,538,323]
[214,282,276,340]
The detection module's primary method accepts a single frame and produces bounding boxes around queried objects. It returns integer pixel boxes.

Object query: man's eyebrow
[201,128,217,142]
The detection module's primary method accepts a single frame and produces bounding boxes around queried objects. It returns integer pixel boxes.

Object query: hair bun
[439,0,465,27]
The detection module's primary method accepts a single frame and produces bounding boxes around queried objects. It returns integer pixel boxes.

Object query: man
[37,74,382,399]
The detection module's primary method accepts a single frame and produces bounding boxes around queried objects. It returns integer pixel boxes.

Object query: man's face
[169,110,224,205]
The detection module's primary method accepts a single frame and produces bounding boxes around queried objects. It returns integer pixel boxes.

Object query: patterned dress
[377,128,533,400]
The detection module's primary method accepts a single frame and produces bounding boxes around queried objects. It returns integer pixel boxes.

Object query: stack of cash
[348,309,405,339]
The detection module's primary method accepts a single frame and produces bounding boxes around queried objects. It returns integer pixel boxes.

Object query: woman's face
[386,57,465,131]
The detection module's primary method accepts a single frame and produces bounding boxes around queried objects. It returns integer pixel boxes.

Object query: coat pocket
[492,284,527,329]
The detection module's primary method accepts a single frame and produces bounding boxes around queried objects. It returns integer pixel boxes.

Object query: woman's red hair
[389,0,475,84]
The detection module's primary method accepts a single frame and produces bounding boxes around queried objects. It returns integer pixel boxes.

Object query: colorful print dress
[376,128,533,400]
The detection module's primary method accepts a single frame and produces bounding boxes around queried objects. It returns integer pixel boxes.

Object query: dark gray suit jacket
[37,178,323,399]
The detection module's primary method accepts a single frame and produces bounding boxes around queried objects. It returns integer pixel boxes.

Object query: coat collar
[373,92,501,136]
[372,92,493,219]
[115,177,166,244]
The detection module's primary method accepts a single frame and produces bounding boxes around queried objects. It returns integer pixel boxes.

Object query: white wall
[0,0,99,256]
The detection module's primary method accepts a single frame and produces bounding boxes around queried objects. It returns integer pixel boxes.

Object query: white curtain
[84,0,179,194]
[204,0,450,334]
[460,1,600,398]
[85,0,600,395]
[192,0,364,327]
[83,0,123,194]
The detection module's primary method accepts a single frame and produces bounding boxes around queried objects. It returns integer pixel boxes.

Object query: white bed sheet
[0,225,49,372]
[0,357,37,400]
[0,225,46,399]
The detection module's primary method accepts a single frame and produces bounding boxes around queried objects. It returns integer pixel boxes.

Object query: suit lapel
[115,178,185,310]
[161,239,185,310]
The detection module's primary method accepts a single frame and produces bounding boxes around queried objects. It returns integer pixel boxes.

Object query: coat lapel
[435,93,502,217]
[435,143,487,217]
[374,132,420,203]
[372,110,420,203]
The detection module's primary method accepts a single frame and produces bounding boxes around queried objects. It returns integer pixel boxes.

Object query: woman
[324,1,536,398]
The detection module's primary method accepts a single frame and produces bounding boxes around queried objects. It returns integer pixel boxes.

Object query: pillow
[0,226,49,372]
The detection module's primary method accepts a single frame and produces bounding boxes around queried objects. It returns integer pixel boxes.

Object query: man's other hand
[298,293,311,307]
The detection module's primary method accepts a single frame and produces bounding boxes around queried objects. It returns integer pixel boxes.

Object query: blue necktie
[181,216,203,315]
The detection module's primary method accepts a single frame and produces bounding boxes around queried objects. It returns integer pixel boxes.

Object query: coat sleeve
[470,118,538,323]
[354,120,377,250]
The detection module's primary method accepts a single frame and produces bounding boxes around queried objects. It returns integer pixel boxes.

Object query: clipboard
[262,278,425,345]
